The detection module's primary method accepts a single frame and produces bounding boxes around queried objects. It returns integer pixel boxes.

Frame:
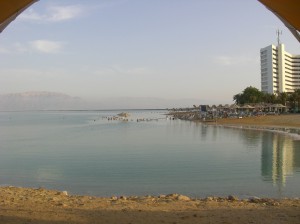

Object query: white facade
[260,44,300,94]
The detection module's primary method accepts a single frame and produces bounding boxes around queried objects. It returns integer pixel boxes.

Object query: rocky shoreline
[1,186,300,223]
[3,186,291,207]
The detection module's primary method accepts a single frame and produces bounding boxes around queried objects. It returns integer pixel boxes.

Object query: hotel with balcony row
[260,44,300,94]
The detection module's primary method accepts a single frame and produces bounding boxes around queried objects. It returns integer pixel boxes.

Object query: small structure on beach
[117,112,130,118]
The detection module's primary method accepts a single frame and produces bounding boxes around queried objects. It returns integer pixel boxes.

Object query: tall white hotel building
[260,44,300,94]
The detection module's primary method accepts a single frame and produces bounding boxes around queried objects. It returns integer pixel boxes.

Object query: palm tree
[294,89,300,112]
[288,91,297,112]
[262,93,277,104]
[277,92,288,106]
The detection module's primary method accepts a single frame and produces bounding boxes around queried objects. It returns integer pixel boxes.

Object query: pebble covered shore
[1,186,300,224]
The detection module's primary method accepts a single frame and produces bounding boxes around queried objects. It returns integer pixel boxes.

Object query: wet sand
[1,187,300,224]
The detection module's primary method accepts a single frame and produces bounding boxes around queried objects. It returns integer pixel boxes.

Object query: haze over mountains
[0,91,206,111]
[0,91,84,111]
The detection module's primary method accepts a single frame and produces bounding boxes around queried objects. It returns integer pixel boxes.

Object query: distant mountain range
[0,91,84,111]
[0,91,207,111]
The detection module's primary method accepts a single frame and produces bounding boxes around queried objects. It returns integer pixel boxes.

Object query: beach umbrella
[271,104,286,108]
[258,0,300,43]
[0,0,38,33]
[241,105,255,112]
[271,104,286,110]
[254,103,263,108]
[229,104,240,113]
[223,104,230,109]
[254,103,266,111]
[270,104,286,112]
[242,105,255,109]
[230,104,240,109]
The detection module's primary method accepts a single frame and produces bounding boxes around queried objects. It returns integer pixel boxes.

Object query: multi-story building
[260,44,300,94]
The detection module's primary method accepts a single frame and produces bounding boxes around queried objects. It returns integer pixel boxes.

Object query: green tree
[233,93,242,104]
[262,92,277,104]
[287,89,300,112]
[233,86,263,104]
[294,89,300,112]
[233,87,300,112]
[288,92,297,112]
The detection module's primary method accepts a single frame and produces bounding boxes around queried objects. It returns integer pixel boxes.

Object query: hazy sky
[1,0,300,105]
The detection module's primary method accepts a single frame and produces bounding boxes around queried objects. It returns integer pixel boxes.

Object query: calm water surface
[0,110,300,198]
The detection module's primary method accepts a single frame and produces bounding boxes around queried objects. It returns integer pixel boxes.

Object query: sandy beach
[215,114,300,128]
[0,186,300,224]
[1,114,300,224]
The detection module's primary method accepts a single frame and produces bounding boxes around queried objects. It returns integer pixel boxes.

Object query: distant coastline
[0,91,206,111]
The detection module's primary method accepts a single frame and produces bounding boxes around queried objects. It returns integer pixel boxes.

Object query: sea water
[0,110,299,198]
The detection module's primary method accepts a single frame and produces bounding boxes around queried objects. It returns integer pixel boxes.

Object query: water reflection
[261,132,299,189]
[201,125,208,139]
[1,111,300,197]
[239,129,262,149]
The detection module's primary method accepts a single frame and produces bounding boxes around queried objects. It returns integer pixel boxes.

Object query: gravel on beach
[0,187,300,224]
